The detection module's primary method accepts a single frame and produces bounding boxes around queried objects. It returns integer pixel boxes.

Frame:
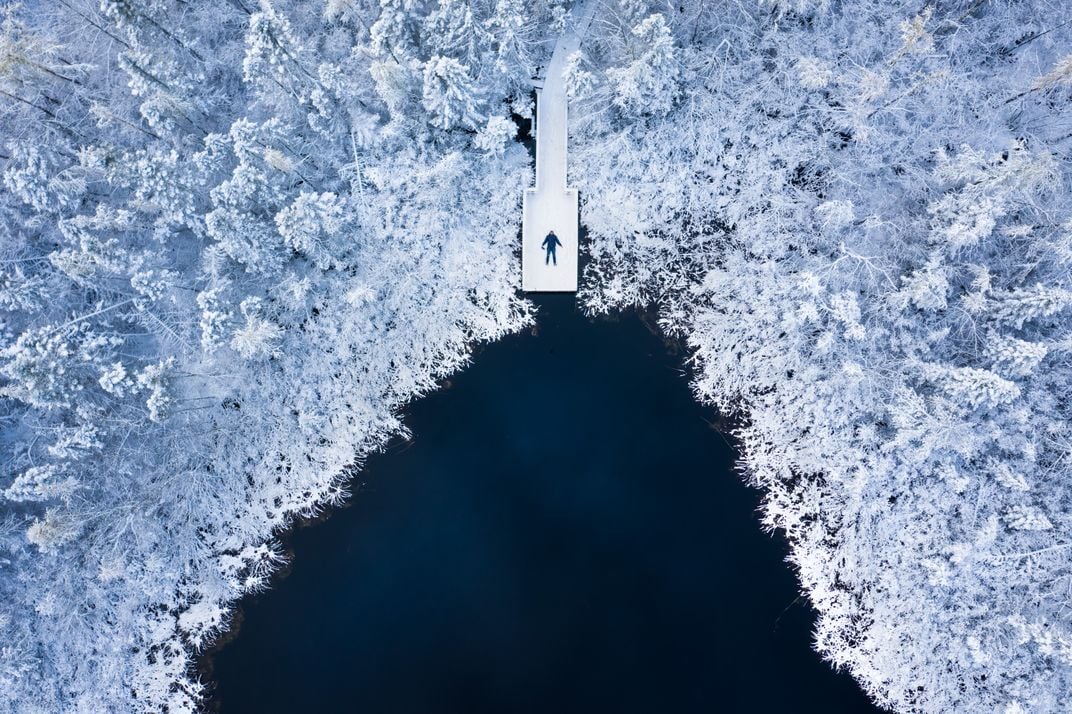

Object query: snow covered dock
[522,3,596,292]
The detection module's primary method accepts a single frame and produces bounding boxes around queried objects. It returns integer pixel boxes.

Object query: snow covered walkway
[521,2,597,292]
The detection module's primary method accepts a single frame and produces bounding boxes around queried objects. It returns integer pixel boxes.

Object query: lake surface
[205,294,880,713]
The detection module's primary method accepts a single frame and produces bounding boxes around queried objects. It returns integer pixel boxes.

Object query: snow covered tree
[605,14,679,118]
[244,0,322,107]
[276,191,354,269]
[421,54,484,130]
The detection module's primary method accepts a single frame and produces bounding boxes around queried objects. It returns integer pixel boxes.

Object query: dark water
[206,294,879,713]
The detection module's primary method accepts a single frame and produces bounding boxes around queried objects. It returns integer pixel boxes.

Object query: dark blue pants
[545,247,557,266]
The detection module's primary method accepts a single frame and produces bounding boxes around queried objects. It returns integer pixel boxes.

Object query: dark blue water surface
[205,294,880,713]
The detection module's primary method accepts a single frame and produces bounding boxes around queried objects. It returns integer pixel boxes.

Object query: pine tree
[606,14,679,118]
[421,54,483,130]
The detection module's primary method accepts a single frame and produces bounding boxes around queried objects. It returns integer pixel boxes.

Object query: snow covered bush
[573,0,1072,710]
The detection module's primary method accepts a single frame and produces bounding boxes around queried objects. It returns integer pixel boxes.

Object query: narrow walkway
[522,2,597,292]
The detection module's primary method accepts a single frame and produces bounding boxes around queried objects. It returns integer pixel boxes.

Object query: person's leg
[551,248,557,266]
[545,248,550,265]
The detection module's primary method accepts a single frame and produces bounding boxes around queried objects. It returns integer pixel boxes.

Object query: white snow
[7,1,1072,712]
[521,2,597,292]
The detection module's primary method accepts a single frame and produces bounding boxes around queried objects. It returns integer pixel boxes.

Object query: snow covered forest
[1,0,1071,711]
[572,0,1072,710]
[0,0,545,709]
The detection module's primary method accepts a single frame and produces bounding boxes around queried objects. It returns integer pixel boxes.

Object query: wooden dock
[522,3,596,292]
